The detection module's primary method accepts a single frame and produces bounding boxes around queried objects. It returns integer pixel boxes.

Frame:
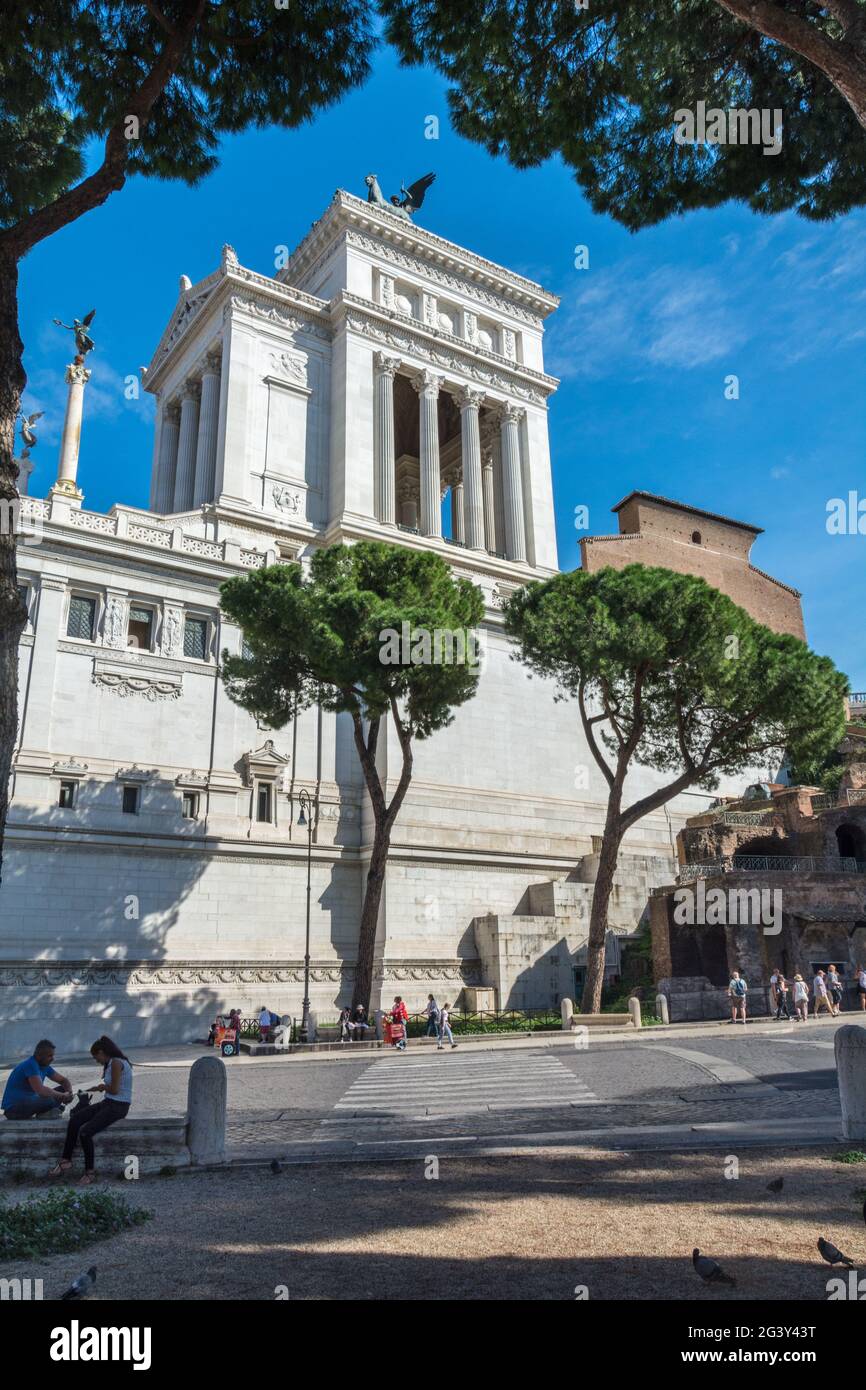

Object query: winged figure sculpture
[365,173,435,221]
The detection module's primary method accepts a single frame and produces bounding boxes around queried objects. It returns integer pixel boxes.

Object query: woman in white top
[49,1036,133,1186]
[792,974,809,1023]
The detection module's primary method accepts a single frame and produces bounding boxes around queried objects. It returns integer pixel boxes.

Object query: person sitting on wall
[2,1040,73,1120]
[351,1005,369,1040]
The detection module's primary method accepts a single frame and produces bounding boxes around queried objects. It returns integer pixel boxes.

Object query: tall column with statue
[50,309,96,503]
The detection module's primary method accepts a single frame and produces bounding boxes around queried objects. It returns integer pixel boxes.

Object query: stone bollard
[186,1054,227,1166]
[306,1010,318,1043]
[560,997,574,1031]
[627,996,642,1030]
[835,1025,866,1140]
[656,993,670,1026]
[374,1009,385,1041]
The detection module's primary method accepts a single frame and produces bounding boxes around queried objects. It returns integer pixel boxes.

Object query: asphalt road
[41,1019,850,1157]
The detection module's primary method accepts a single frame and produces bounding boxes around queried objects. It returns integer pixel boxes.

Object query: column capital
[374,351,401,379]
[181,378,201,401]
[164,400,182,423]
[202,347,223,375]
[64,362,91,388]
[499,400,525,425]
[411,368,443,397]
[457,385,485,412]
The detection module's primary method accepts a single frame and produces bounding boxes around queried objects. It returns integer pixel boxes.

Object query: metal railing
[810,788,866,811]
[715,808,775,826]
[678,854,866,881]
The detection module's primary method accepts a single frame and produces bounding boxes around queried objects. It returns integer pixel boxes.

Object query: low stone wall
[0,1118,189,1178]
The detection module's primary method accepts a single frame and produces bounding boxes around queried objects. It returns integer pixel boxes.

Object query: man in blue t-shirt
[2,1040,73,1120]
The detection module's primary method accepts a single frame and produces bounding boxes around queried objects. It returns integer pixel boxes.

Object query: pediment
[241,740,291,786]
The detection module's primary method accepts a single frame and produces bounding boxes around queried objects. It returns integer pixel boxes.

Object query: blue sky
[18,46,866,689]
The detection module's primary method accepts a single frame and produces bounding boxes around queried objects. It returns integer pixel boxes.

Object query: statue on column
[52,308,96,362]
[17,411,43,459]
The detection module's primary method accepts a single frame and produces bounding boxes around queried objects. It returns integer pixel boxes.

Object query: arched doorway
[836,822,866,861]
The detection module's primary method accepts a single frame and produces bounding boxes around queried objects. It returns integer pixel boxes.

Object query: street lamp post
[297,789,313,1043]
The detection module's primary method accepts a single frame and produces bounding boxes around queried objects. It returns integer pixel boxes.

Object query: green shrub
[0,1188,151,1259]
[830,1150,866,1165]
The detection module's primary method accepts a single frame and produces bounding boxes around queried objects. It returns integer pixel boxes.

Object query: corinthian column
[499,402,527,563]
[452,480,465,544]
[458,386,485,550]
[481,438,497,554]
[412,369,443,538]
[374,352,400,525]
[193,352,221,507]
[173,381,201,513]
[155,403,180,513]
[50,361,91,501]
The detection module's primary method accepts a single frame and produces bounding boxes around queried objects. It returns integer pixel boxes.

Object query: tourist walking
[48,1037,132,1185]
[826,965,843,1016]
[769,969,779,1015]
[792,974,809,1022]
[813,970,835,1018]
[728,971,748,1024]
[774,972,790,1020]
[2,1040,73,1120]
[857,963,866,1012]
[424,994,441,1038]
[390,996,409,1051]
[437,1002,458,1050]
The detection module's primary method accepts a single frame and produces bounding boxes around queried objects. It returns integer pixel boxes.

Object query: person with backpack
[424,995,441,1039]
[728,971,748,1024]
[812,970,834,1018]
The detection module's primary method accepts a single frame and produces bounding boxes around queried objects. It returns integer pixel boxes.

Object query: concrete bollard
[835,1025,866,1140]
[306,1010,318,1043]
[186,1054,227,1165]
[627,996,642,1030]
[656,993,670,1026]
[374,1008,385,1041]
[560,997,574,1030]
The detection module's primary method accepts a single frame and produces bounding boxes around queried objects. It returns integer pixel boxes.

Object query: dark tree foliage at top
[381,0,866,227]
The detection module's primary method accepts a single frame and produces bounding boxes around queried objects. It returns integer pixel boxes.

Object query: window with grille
[122,785,140,815]
[184,616,208,660]
[241,637,253,661]
[127,606,154,650]
[67,594,96,640]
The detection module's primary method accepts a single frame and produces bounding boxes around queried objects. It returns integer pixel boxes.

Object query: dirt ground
[2,1145,864,1301]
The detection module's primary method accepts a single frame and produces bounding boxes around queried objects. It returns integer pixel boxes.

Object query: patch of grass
[0,1187,151,1259]
[829,1150,866,1165]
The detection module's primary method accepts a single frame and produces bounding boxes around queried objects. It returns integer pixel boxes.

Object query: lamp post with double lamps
[297,788,314,1043]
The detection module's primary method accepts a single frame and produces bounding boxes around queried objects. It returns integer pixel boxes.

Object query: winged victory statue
[365,172,436,221]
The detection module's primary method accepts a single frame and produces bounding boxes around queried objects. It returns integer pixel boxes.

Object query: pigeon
[692,1248,735,1286]
[817,1237,855,1268]
[60,1266,97,1300]
[766,1177,784,1193]
[269,1158,282,1175]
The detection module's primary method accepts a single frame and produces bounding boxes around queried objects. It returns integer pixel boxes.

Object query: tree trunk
[352,819,391,1012]
[580,786,625,1015]
[0,250,27,885]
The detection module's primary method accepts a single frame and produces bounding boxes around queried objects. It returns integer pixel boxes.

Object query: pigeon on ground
[269,1158,282,1175]
[766,1177,784,1193]
[60,1266,97,1300]
[692,1249,735,1286]
[817,1237,855,1268]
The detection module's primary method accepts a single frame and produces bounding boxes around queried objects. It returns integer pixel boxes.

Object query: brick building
[580,492,805,640]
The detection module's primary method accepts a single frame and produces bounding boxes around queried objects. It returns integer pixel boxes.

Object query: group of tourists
[1,1036,133,1185]
[727,964,866,1023]
[337,995,459,1050]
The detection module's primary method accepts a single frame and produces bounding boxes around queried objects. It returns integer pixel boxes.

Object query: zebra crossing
[321,1049,598,1130]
